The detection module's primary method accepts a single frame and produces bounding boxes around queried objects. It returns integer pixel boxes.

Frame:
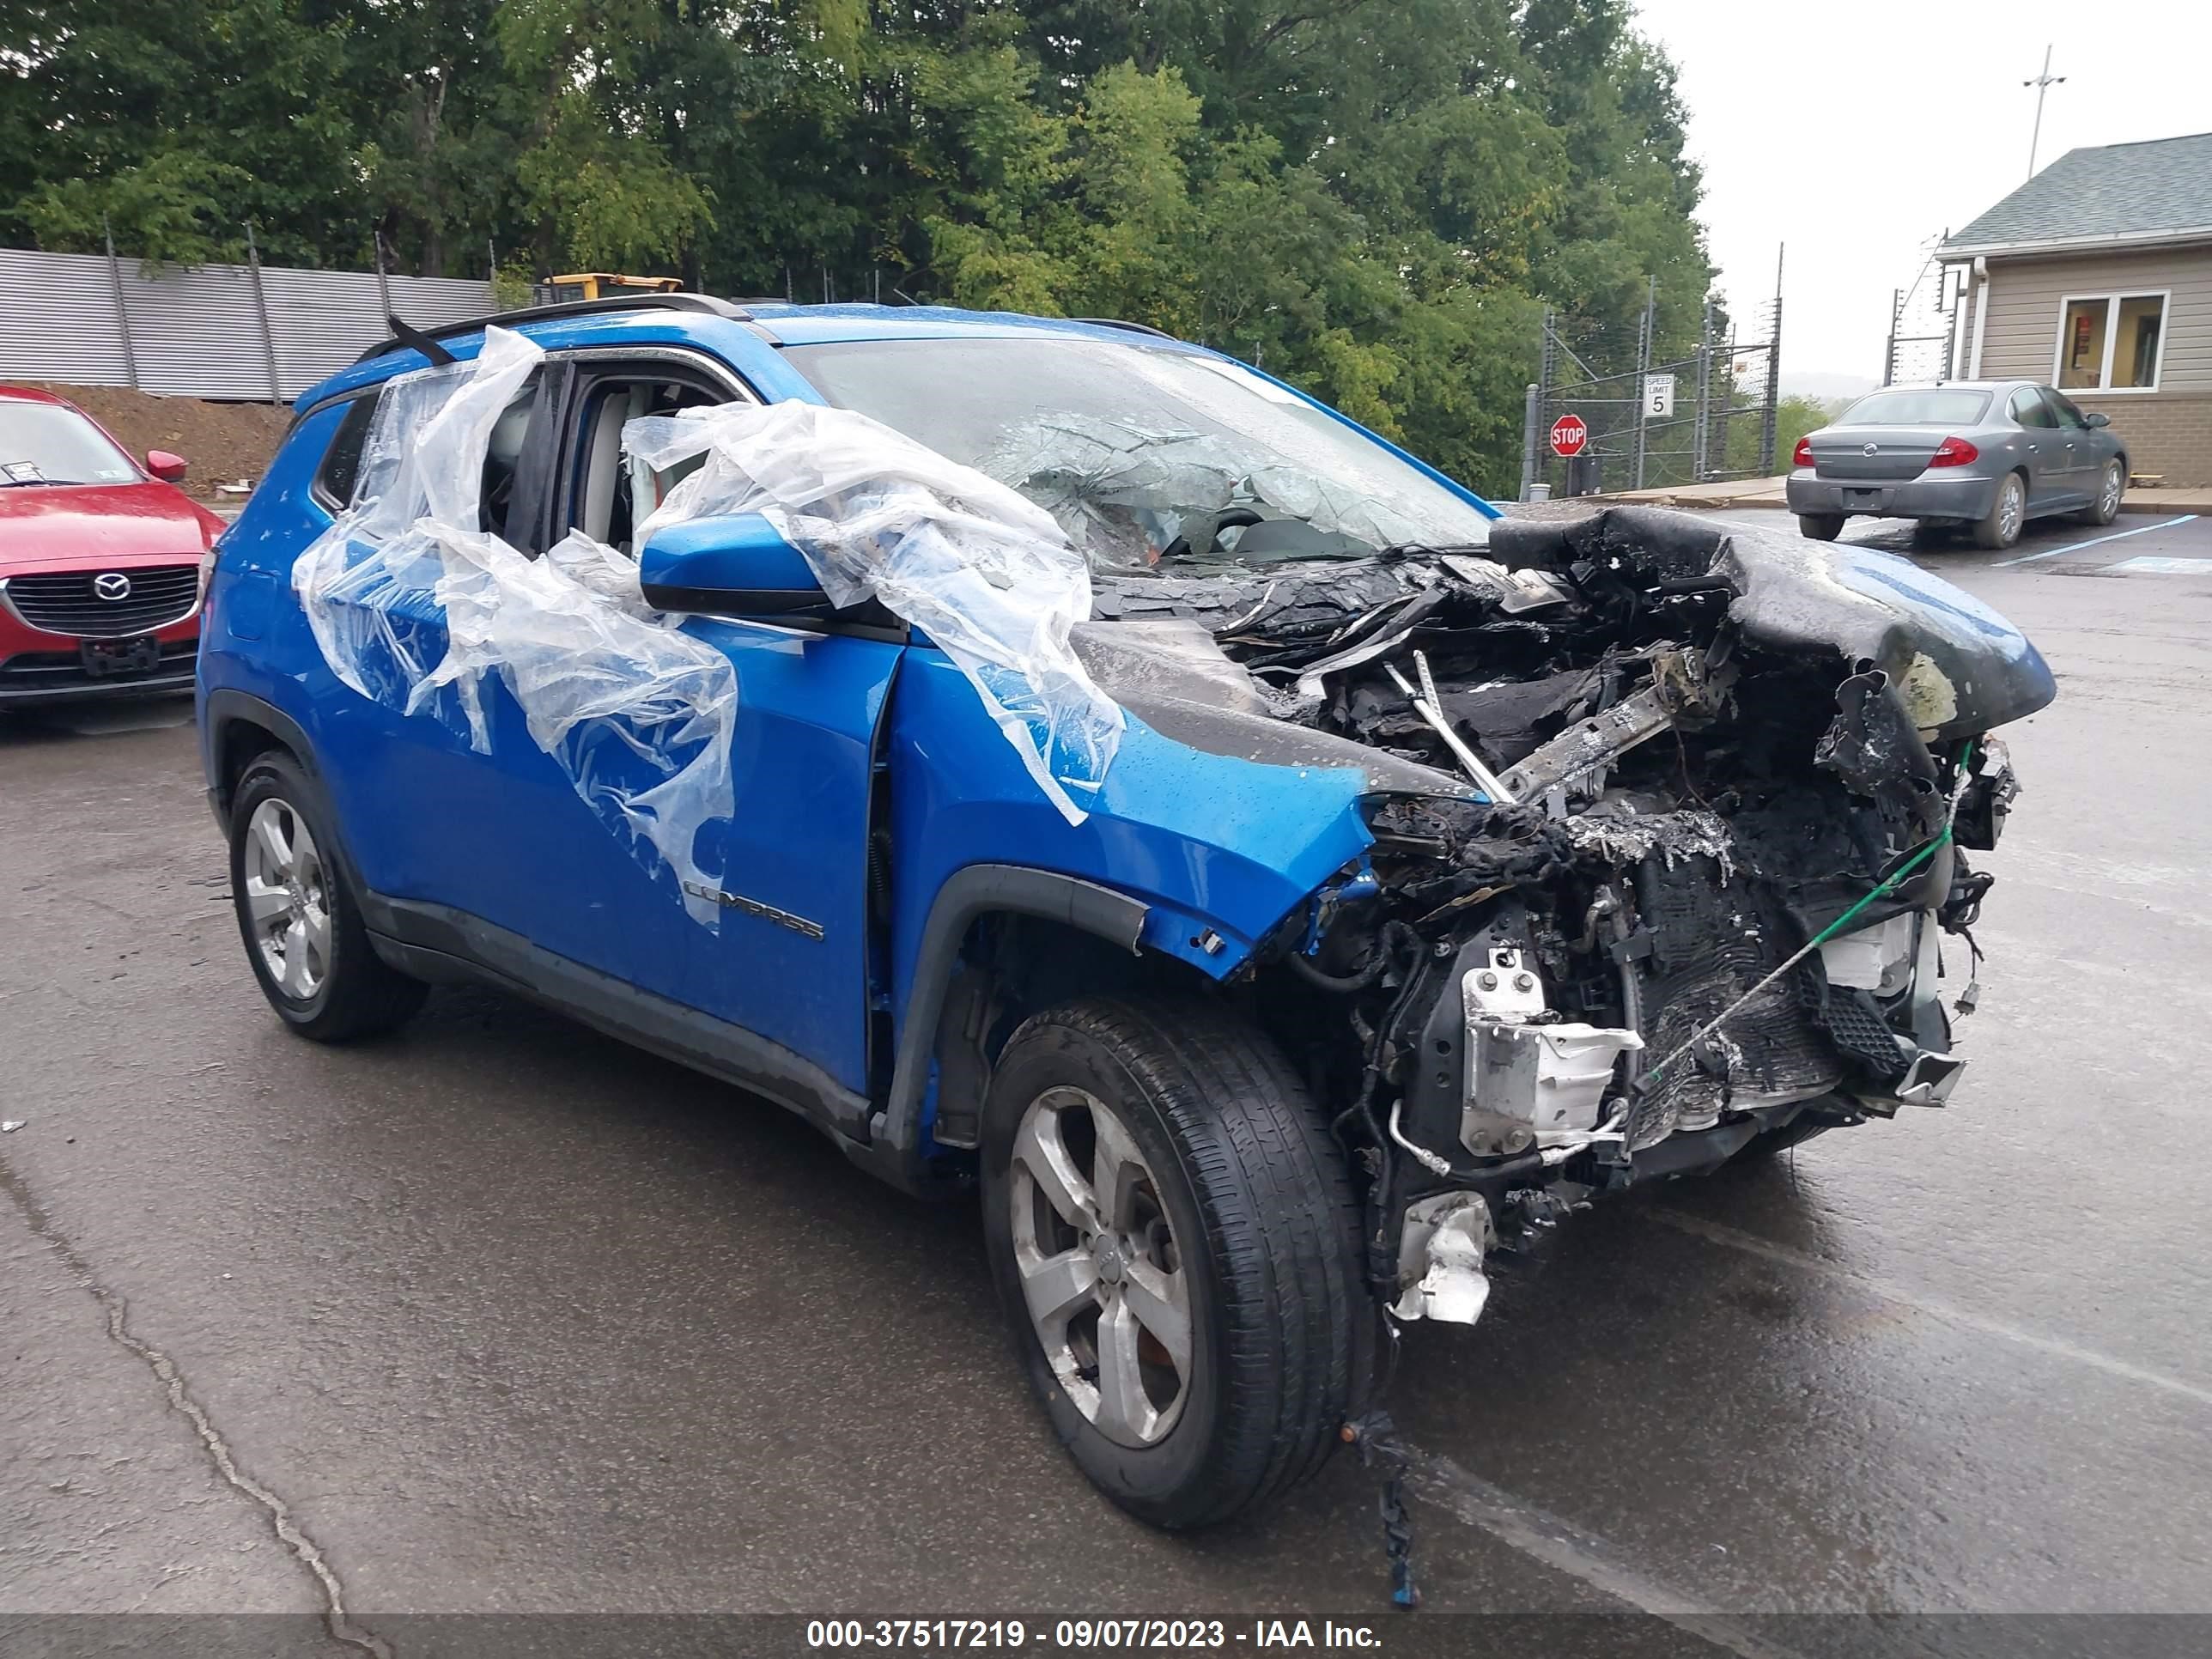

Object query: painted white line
[1650,1209,2212,1410]
[1407,1449,1811,1659]
[1995,513,2198,566]
[2106,556,2212,574]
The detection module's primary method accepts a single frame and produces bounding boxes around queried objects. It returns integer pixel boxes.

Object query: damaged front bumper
[1075,507,2049,1328]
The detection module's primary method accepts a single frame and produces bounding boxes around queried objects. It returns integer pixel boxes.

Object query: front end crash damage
[1075,506,2052,1327]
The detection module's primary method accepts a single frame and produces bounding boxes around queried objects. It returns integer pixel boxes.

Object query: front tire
[2080,459,2124,526]
[1972,471,2027,550]
[981,996,1378,1528]
[1796,513,1845,542]
[229,754,427,1041]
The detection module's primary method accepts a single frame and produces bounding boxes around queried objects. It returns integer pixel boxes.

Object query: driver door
[502,349,906,1103]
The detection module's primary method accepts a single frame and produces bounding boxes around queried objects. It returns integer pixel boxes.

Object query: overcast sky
[1632,0,2212,391]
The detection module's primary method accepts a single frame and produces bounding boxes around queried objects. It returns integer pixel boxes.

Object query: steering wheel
[1160,506,1266,565]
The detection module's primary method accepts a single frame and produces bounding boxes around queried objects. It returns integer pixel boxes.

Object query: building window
[2056,292,2166,391]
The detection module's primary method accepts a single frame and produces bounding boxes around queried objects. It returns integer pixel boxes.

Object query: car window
[337,368,544,546]
[0,401,139,486]
[559,370,729,556]
[2007,387,2057,428]
[313,394,380,507]
[1836,389,1991,426]
[2040,387,2090,430]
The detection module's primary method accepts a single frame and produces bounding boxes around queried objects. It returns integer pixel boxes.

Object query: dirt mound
[8,382,290,501]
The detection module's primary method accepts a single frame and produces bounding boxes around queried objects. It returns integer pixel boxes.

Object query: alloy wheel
[2101,463,2123,517]
[241,798,331,1000]
[1008,1085,1193,1448]
[1998,477,2024,542]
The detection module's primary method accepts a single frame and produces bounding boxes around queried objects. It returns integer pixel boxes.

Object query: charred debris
[1073,505,2046,1304]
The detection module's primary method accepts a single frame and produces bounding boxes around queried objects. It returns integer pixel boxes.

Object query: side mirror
[2083,410,2111,428]
[638,514,829,617]
[145,449,188,483]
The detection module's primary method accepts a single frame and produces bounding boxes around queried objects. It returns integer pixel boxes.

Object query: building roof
[1942,131,2212,257]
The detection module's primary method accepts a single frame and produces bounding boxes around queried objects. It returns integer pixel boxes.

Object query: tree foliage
[0,0,1712,495]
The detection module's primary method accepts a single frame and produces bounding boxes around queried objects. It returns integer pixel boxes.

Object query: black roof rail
[356,292,752,363]
[1072,316,1174,340]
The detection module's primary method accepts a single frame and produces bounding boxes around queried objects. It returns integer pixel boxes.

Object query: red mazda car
[0,386,226,706]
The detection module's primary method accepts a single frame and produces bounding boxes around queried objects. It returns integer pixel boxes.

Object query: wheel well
[215,718,295,820]
[924,912,1220,1150]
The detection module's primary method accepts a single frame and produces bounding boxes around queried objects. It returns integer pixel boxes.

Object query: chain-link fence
[1521,259,1784,500]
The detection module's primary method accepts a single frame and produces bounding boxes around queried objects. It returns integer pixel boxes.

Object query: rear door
[2004,385,2070,508]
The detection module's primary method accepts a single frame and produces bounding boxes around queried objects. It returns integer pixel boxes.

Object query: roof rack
[1072,316,1174,340]
[356,292,751,363]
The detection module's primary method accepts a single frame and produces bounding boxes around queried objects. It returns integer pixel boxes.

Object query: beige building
[1942,131,2212,484]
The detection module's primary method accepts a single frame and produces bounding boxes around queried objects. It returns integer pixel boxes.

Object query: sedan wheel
[2087,460,2124,526]
[1974,472,2026,550]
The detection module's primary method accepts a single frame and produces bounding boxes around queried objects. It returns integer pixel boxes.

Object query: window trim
[544,344,760,550]
[307,389,384,515]
[2051,289,2169,394]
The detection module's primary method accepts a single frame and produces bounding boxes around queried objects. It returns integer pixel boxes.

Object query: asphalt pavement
[3,507,2210,1656]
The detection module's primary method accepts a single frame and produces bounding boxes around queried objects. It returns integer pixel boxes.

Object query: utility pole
[2024,45,2065,179]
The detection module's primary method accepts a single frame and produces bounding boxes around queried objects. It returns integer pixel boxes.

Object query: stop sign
[1549,414,1589,458]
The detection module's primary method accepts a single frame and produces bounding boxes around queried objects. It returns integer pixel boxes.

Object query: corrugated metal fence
[0,246,493,404]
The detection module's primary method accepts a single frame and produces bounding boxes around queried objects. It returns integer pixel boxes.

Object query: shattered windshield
[784,336,1493,572]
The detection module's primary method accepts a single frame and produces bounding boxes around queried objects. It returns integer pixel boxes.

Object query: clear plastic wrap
[628,400,1121,823]
[292,328,739,926]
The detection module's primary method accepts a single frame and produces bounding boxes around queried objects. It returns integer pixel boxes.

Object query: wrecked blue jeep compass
[198,295,2054,1528]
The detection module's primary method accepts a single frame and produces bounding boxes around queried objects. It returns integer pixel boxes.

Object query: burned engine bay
[1071,506,2053,1322]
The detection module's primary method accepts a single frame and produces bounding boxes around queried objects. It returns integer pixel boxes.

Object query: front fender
[889,651,1373,977]
[868,652,1374,1182]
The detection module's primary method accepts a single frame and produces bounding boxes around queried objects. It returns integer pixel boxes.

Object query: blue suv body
[199,294,2051,1529]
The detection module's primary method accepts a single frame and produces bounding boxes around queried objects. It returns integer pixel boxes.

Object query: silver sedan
[1785,380,2128,550]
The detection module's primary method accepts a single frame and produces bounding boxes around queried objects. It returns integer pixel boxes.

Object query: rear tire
[981,995,1378,1529]
[229,754,427,1042]
[1796,513,1845,542]
[2079,459,2124,526]
[1972,471,2027,550]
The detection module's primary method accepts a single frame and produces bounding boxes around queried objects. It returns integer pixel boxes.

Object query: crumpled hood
[1072,617,1476,799]
[1490,506,2056,739]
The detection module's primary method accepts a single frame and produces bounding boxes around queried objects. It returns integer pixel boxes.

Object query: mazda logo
[1862,441,1880,457]
[93,572,133,602]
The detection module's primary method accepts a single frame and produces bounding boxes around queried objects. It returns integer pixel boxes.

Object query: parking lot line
[1408,1449,1810,1657]
[2105,556,2212,574]
[1650,1209,2212,1408]
[1995,514,2200,567]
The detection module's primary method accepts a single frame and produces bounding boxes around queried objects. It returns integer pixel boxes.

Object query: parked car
[198,295,2051,1528]
[1786,380,2127,549]
[0,386,224,706]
